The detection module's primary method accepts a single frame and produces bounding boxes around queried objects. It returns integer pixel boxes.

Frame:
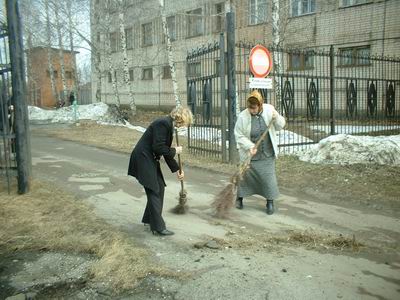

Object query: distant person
[69,91,75,106]
[234,90,286,215]
[128,106,193,236]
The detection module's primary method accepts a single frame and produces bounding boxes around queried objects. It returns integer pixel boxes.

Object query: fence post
[226,11,237,163]
[329,45,336,136]
[6,0,31,194]
[219,33,227,163]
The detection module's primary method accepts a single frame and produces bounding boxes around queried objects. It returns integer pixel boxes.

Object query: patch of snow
[28,103,123,125]
[297,134,400,166]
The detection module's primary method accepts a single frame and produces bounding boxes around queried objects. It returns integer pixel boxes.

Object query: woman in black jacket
[128,107,193,236]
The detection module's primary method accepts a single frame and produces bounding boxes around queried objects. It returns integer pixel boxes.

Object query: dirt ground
[1,122,399,299]
[34,122,400,217]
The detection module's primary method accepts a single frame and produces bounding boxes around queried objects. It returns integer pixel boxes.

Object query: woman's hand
[249,147,257,156]
[177,170,185,180]
[174,146,183,155]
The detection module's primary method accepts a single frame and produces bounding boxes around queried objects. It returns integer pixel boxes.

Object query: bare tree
[44,0,59,105]
[117,0,136,115]
[53,0,68,105]
[159,0,181,107]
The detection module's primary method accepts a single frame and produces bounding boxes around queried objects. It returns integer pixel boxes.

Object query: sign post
[249,45,273,89]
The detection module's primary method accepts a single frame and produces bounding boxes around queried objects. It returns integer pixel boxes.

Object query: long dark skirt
[238,157,280,200]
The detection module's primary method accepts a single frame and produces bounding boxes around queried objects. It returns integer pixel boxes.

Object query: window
[66,71,73,79]
[96,33,101,43]
[214,3,225,33]
[162,66,172,79]
[292,0,315,17]
[142,22,153,47]
[47,70,58,78]
[166,16,176,42]
[108,72,112,83]
[187,8,203,38]
[288,50,314,70]
[142,68,153,80]
[339,46,370,67]
[187,62,201,77]
[125,28,133,49]
[341,0,369,7]
[109,32,119,52]
[249,0,267,25]
[129,68,134,81]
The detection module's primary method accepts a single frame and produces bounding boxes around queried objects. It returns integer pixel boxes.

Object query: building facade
[27,47,78,108]
[91,0,400,110]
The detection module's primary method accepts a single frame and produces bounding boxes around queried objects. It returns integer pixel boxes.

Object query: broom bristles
[171,189,188,214]
[212,181,238,218]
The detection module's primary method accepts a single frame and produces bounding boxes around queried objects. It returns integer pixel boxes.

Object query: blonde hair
[247,90,264,108]
[170,106,194,127]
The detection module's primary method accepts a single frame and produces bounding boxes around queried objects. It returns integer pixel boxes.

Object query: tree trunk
[158,0,181,107]
[104,1,121,108]
[67,0,79,99]
[118,5,136,115]
[54,1,68,105]
[45,0,58,106]
[271,0,282,110]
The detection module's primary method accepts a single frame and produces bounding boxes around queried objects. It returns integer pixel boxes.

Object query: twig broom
[171,129,188,214]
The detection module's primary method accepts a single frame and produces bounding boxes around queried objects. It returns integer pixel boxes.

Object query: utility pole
[226,2,237,163]
[6,0,32,194]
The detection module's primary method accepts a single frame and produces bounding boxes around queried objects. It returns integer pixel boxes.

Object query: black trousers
[141,167,166,232]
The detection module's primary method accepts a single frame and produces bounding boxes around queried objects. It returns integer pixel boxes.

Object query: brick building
[91,0,400,110]
[27,47,78,108]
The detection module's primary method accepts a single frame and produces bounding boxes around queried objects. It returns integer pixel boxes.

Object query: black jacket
[128,116,179,192]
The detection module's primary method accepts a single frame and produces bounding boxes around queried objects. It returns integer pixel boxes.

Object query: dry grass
[34,122,400,213]
[205,229,364,253]
[0,180,175,291]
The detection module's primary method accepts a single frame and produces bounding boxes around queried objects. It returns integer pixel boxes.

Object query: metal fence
[186,33,400,162]
[0,21,17,192]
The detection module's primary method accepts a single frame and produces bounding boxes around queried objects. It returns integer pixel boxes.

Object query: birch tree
[53,0,68,105]
[67,0,79,97]
[271,0,282,109]
[158,0,181,107]
[45,0,59,105]
[117,0,136,115]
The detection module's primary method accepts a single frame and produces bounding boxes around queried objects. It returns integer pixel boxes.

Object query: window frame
[248,0,268,26]
[291,0,316,17]
[288,50,315,71]
[142,67,153,80]
[340,0,371,8]
[125,27,133,50]
[338,46,371,67]
[142,22,153,47]
[213,2,225,33]
[109,32,119,53]
[186,8,204,38]
[162,65,172,79]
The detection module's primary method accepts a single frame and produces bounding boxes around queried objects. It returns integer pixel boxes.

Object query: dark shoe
[266,200,274,215]
[236,197,243,209]
[152,229,175,236]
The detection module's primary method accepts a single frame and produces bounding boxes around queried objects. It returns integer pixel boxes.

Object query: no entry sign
[249,45,272,78]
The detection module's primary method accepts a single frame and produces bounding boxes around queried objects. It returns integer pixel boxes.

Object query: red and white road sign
[249,45,272,78]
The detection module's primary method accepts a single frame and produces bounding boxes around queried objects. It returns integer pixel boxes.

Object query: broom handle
[175,129,185,190]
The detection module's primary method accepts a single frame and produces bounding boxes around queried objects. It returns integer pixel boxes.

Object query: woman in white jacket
[234,90,286,214]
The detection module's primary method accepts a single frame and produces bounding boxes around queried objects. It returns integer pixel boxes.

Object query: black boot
[236,197,243,209]
[266,200,274,215]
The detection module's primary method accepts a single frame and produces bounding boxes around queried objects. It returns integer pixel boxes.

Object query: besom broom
[212,120,274,218]
[171,128,188,214]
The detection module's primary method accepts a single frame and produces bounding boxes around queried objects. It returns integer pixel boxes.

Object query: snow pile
[28,103,123,125]
[297,134,400,166]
